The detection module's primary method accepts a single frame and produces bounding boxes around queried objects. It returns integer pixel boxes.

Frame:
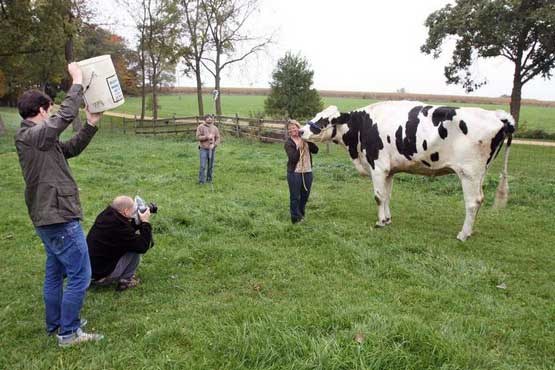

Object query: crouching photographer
[87,195,156,291]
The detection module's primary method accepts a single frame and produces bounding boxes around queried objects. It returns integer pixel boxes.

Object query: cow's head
[300,105,343,142]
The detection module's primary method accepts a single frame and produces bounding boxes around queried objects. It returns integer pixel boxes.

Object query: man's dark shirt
[87,206,153,279]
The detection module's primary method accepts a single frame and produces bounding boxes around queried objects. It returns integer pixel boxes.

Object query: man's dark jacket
[87,206,153,279]
[14,85,98,226]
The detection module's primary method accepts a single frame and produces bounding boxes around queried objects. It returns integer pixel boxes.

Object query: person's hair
[111,196,135,214]
[204,114,214,121]
[287,119,301,129]
[17,90,53,119]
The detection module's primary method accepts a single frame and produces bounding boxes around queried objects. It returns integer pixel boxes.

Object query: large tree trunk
[509,63,522,129]
[0,114,6,136]
[215,69,222,116]
[214,50,222,116]
[509,82,522,129]
[195,61,204,116]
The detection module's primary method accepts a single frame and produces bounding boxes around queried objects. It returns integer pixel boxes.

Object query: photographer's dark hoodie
[87,206,153,279]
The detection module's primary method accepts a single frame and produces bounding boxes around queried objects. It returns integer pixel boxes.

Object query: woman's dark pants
[287,172,313,223]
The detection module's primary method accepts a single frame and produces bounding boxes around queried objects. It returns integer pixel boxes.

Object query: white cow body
[301,101,515,241]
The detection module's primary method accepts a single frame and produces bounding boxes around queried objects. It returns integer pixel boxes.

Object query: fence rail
[113,114,291,143]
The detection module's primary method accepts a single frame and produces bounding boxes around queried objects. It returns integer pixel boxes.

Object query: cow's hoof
[456,232,469,241]
[384,218,392,225]
[375,221,387,228]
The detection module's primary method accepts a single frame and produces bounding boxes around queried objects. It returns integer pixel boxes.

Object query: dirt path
[103,111,153,120]
[512,139,555,147]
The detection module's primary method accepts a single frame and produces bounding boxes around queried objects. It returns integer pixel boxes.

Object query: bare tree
[180,0,212,116]
[118,0,150,120]
[201,0,271,115]
[144,0,181,120]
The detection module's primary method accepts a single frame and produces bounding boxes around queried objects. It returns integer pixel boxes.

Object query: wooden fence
[130,114,289,143]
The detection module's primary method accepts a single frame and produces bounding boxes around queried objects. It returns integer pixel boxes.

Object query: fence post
[235,113,240,137]
[134,115,137,134]
[173,113,176,135]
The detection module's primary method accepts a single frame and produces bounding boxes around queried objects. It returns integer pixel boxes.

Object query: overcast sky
[93,0,555,100]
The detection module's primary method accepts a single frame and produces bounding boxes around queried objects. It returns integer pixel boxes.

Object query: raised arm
[59,107,101,158]
[34,64,84,150]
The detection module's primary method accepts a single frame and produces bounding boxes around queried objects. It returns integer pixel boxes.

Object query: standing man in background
[14,63,104,347]
[196,114,221,184]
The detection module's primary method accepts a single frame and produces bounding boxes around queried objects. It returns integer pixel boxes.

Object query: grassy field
[109,94,555,134]
[1,114,554,369]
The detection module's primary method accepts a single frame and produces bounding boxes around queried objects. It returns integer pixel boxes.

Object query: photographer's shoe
[57,328,104,347]
[116,276,141,292]
[90,277,113,288]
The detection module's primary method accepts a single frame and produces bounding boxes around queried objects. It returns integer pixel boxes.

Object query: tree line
[0,0,271,121]
[1,0,554,128]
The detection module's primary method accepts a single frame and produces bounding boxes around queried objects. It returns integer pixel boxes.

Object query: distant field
[2,93,555,134]
[111,94,555,134]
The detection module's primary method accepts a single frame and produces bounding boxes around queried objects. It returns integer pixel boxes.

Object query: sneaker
[116,276,141,292]
[57,328,104,347]
[47,318,88,336]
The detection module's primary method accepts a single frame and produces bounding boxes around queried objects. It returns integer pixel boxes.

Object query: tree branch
[220,39,270,70]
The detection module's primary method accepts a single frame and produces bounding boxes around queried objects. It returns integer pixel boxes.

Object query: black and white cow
[299,102,515,241]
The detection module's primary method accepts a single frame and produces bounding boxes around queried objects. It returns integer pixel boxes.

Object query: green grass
[1,115,554,369]
[110,94,555,134]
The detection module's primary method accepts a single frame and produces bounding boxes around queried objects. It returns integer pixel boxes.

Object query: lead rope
[299,143,308,192]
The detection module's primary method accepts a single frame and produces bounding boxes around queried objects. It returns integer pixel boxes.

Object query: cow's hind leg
[383,174,394,225]
[456,170,485,241]
[371,171,389,227]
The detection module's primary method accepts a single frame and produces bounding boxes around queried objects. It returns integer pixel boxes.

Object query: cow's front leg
[370,171,389,227]
[456,171,485,241]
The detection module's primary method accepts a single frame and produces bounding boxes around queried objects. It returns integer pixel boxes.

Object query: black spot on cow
[395,106,422,160]
[501,119,515,134]
[421,160,431,167]
[342,111,384,169]
[432,106,458,140]
[387,135,391,144]
[422,106,433,117]
[332,112,351,125]
[459,120,468,135]
[331,126,337,138]
[422,140,427,151]
[438,123,448,139]
[431,107,458,126]
[487,128,505,165]
[431,152,439,162]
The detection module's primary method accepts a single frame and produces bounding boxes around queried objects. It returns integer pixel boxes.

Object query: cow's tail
[493,111,516,208]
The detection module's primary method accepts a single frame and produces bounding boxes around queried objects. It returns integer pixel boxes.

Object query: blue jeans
[287,172,313,223]
[199,147,216,183]
[35,220,91,335]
